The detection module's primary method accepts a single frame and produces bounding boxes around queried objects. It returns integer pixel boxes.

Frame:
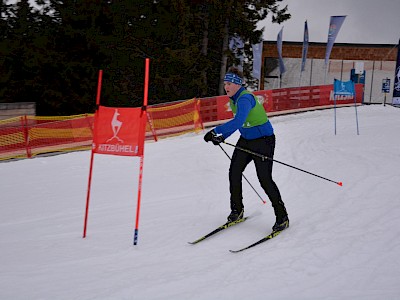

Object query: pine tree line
[0,0,290,115]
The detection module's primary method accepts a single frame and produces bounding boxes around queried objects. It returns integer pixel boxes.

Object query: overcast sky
[258,0,400,44]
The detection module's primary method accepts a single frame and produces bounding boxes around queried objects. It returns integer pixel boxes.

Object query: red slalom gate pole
[133,58,150,246]
[83,70,103,238]
[133,155,145,245]
[223,141,343,187]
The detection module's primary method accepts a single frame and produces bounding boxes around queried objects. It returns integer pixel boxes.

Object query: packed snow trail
[1,105,400,300]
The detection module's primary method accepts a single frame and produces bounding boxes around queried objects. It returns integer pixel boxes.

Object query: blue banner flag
[252,42,263,81]
[334,79,355,96]
[333,79,359,135]
[392,40,400,105]
[325,16,346,65]
[301,20,309,72]
[277,27,286,74]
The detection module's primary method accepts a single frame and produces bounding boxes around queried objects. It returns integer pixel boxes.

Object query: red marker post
[133,58,150,246]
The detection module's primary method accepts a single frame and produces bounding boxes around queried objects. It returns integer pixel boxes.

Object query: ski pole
[222,141,343,187]
[218,144,266,204]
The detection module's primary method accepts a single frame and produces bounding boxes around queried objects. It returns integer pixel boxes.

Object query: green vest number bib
[230,90,268,128]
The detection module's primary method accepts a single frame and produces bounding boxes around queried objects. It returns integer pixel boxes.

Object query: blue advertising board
[382,78,390,93]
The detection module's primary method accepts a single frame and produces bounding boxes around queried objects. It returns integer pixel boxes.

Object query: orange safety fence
[0,114,94,161]
[199,83,364,122]
[146,98,203,140]
[0,98,203,161]
[1,84,362,161]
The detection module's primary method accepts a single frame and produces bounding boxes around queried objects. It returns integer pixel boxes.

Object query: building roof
[262,41,398,61]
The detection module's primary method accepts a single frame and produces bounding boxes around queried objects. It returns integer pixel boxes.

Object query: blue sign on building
[382,78,390,93]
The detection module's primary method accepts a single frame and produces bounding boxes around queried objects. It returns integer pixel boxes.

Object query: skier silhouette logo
[107,109,124,143]
[339,82,347,92]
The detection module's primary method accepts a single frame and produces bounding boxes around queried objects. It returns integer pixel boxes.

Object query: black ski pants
[229,134,287,220]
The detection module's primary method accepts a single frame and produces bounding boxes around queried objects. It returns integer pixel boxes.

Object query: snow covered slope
[1,105,399,300]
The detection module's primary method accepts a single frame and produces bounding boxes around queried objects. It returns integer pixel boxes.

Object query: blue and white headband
[224,73,243,85]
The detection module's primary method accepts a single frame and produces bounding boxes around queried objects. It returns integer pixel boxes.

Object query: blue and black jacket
[214,87,274,140]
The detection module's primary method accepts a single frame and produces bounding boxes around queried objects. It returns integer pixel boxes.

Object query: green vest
[230,90,268,128]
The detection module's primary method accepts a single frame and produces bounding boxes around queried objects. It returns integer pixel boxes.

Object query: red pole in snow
[133,59,150,245]
[83,70,103,238]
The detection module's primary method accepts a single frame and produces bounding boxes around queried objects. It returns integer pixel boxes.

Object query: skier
[204,66,289,232]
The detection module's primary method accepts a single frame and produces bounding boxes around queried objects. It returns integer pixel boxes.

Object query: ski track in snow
[1,105,400,300]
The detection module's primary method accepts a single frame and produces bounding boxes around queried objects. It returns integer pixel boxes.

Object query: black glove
[204,129,224,145]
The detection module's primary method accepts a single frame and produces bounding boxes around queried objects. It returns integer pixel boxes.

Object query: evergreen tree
[0,0,39,104]
[0,0,290,115]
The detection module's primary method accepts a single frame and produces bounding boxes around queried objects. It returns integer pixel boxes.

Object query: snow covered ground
[1,105,400,300]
